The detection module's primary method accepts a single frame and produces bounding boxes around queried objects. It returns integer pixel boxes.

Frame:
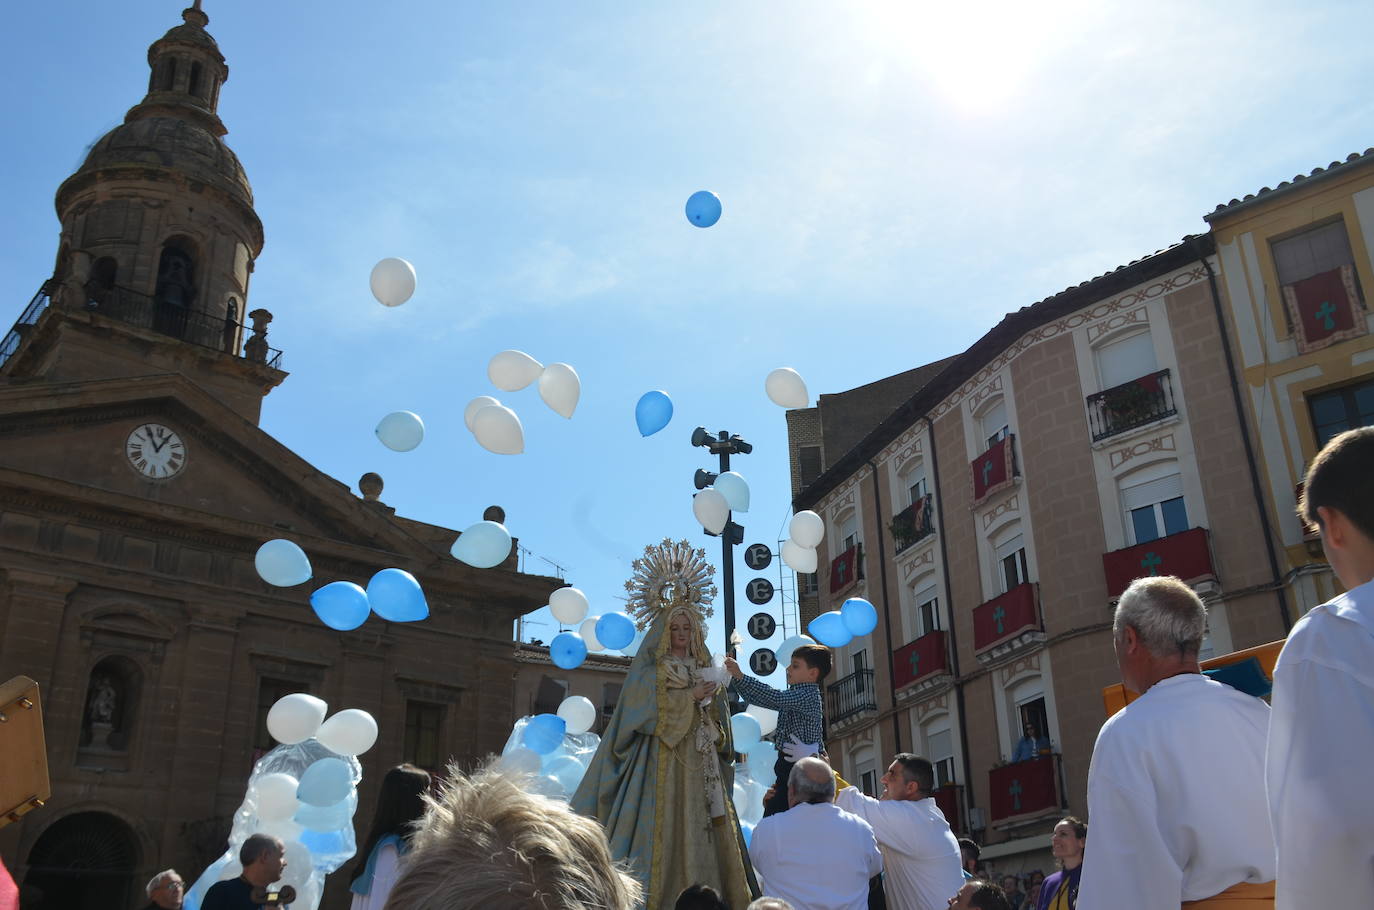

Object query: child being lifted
[724,644,831,817]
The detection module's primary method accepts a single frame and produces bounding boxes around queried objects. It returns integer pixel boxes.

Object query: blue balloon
[255,539,312,587]
[740,820,754,847]
[299,827,348,857]
[634,391,674,437]
[840,597,878,636]
[550,631,589,670]
[451,520,513,569]
[295,795,355,832]
[296,757,353,807]
[730,712,762,749]
[310,582,370,631]
[366,568,429,622]
[523,713,567,755]
[595,612,636,651]
[546,755,586,795]
[807,610,853,648]
[685,190,722,228]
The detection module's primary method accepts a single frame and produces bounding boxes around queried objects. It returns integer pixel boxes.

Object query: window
[404,701,444,769]
[1273,221,1363,329]
[1016,696,1049,751]
[1096,331,1157,390]
[915,584,940,636]
[900,460,929,506]
[798,572,819,596]
[925,725,956,789]
[255,678,302,752]
[533,675,568,715]
[981,399,1009,450]
[852,745,878,798]
[799,446,823,487]
[1123,472,1188,544]
[189,62,204,99]
[838,511,859,552]
[860,769,879,798]
[995,533,1028,593]
[602,683,621,728]
[1309,378,1374,448]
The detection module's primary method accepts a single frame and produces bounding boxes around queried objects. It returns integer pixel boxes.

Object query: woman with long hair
[348,763,431,910]
[1036,817,1086,910]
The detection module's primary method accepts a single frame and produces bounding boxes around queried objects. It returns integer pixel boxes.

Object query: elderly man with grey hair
[143,869,184,909]
[748,756,881,910]
[1076,576,1275,910]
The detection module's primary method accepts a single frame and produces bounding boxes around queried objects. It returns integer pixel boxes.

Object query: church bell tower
[0,2,285,423]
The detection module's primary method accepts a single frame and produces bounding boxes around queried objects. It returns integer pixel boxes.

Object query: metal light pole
[691,427,750,656]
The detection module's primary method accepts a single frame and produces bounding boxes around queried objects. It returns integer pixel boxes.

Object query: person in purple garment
[1035,818,1085,910]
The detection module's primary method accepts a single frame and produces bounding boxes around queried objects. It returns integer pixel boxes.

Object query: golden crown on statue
[624,538,716,630]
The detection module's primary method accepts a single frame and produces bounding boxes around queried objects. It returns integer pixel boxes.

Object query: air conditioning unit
[1193,579,1220,599]
[968,807,987,831]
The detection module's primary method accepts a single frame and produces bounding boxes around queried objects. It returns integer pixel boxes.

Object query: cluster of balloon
[308,568,429,630]
[808,597,878,649]
[375,410,424,452]
[692,469,751,534]
[685,191,722,228]
[467,350,582,455]
[451,519,513,569]
[634,390,674,437]
[729,713,771,844]
[182,694,377,910]
[765,367,809,409]
[370,258,416,308]
[781,511,824,574]
[498,709,602,801]
[255,540,312,587]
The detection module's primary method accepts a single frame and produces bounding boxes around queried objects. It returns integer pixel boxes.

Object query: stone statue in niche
[88,675,116,723]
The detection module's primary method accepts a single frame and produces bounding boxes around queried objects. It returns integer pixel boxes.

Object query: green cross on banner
[1316,300,1337,330]
[992,605,1005,634]
[909,651,921,678]
[1009,779,1022,811]
[1141,552,1162,574]
[982,458,994,486]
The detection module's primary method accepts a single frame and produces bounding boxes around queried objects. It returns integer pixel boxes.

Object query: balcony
[826,669,877,727]
[892,495,935,554]
[932,784,965,834]
[970,435,1018,507]
[893,630,948,691]
[0,284,52,369]
[1086,369,1177,442]
[1102,527,1216,599]
[972,582,1042,660]
[829,543,863,594]
[988,754,1064,827]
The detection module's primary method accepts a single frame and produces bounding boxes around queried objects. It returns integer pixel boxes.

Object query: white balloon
[266,693,327,745]
[370,257,417,307]
[451,520,513,569]
[781,539,818,574]
[278,840,313,889]
[746,704,779,737]
[693,488,730,535]
[789,511,826,549]
[256,816,303,842]
[488,350,544,392]
[499,746,543,776]
[538,363,580,419]
[557,695,598,735]
[549,587,590,625]
[375,410,424,452]
[765,367,809,408]
[464,396,501,432]
[315,709,378,756]
[253,772,300,821]
[580,616,604,651]
[713,471,750,513]
[776,634,817,667]
[472,404,525,455]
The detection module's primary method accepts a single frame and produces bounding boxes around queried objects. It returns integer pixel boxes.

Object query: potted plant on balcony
[889,509,916,548]
[1103,377,1157,431]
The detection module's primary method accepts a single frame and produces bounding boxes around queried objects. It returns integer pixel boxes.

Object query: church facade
[0,7,559,908]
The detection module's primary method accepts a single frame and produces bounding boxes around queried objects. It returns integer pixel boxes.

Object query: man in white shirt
[834,753,965,910]
[1077,575,1275,910]
[749,757,882,910]
[1268,426,1374,910]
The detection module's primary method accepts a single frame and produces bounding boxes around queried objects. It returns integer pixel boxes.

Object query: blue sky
[3,1,1372,682]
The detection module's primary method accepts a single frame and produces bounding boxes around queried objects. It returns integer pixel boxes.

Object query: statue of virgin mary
[571,540,756,910]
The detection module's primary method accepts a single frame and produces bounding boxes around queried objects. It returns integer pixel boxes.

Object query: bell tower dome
[2,3,284,423]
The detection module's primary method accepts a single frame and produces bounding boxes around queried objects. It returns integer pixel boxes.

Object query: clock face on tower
[125,423,187,479]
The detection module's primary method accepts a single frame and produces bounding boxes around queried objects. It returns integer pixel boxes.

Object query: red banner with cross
[972,583,1039,653]
[829,544,860,594]
[1282,264,1365,354]
[1101,527,1216,599]
[989,754,1059,822]
[893,630,948,688]
[970,435,1015,506]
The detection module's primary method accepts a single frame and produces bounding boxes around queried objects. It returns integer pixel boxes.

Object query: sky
[3,1,1373,684]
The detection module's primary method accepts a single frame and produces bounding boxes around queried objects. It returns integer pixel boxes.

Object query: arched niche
[23,810,141,910]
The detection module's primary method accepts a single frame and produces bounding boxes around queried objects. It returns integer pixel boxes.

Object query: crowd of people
[156,426,1370,909]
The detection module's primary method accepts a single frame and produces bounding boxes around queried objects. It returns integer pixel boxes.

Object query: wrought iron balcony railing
[826,668,877,725]
[1086,368,1176,441]
[891,494,935,554]
[0,284,52,369]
